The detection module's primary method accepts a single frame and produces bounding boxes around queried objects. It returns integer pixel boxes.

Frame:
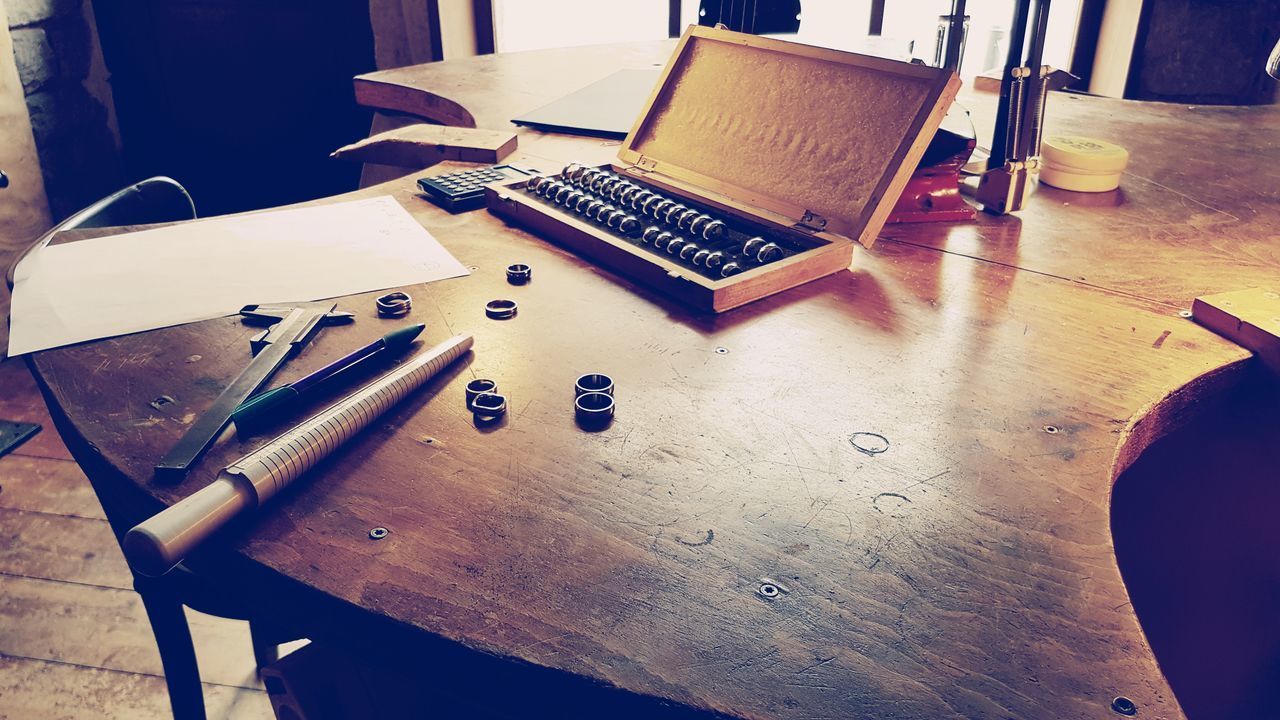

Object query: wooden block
[1192,287,1280,371]
[972,71,1002,94]
[330,124,517,168]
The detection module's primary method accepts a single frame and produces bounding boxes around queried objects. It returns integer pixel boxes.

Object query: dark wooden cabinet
[1127,0,1280,105]
[91,0,377,215]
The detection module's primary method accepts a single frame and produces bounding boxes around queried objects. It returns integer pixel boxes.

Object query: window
[492,0,1082,84]
[493,0,669,54]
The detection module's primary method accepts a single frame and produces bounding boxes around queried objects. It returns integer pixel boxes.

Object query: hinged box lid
[618,26,960,248]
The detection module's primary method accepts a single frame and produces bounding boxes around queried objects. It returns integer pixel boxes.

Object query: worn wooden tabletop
[27,40,1280,719]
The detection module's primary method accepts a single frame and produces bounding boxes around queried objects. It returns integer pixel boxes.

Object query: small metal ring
[619,216,642,236]
[506,263,532,285]
[741,237,766,256]
[376,291,412,317]
[702,219,727,241]
[485,299,518,320]
[471,392,508,417]
[720,262,743,278]
[690,214,711,235]
[466,378,498,409]
[642,226,663,243]
[575,391,615,427]
[756,242,784,263]
[575,373,614,396]
[679,243,700,260]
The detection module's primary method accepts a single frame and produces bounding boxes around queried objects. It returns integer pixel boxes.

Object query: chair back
[5,176,195,289]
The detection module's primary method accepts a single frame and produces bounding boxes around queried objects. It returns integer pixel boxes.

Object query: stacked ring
[376,291,412,317]
[506,264,532,285]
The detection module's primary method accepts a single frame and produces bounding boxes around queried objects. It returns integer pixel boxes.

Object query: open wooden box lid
[618,26,961,248]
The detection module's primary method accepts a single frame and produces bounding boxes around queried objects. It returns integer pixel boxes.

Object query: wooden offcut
[331,123,518,168]
[1193,287,1280,371]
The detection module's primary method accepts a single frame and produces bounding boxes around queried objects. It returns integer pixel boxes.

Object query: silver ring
[756,242,784,263]
[575,373,614,396]
[575,391,615,426]
[376,291,412,317]
[506,263,532,285]
[472,392,508,418]
[689,214,711,235]
[702,219,727,241]
[465,378,498,409]
[485,299,518,320]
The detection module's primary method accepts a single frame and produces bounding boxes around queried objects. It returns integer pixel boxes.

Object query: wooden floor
[0,358,275,719]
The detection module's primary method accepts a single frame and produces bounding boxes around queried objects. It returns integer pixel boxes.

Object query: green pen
[232,323,425,431]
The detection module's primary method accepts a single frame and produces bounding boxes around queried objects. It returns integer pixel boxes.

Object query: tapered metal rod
[989,0,1032,168]
[124,334,474,577]
[1017,0,1052,162]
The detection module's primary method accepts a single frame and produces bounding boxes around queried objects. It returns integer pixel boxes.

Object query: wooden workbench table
[28,41,1280,718]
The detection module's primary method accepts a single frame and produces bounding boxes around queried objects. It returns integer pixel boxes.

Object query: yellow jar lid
[1041,136,1130,174]
[1040,165,1122,193]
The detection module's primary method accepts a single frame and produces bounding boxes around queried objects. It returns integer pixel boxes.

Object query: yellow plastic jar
[1038,135,1130,192]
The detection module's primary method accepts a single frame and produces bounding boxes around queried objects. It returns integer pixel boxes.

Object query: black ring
[465,378,498,409]
[574,373,614,396]
[485,299,518,319]
[472,392,508,417]
[506,264,532,285]
[575,391,615,427]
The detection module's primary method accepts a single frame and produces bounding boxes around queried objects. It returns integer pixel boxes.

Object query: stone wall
[7,0,121,220]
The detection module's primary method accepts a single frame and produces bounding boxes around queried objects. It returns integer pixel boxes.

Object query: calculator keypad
[417,165,538,212]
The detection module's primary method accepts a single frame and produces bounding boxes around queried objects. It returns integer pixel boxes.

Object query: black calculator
[417,164,540,212]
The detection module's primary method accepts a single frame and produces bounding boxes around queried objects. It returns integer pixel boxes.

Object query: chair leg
[250,620,279,671]
[137,584,208,720]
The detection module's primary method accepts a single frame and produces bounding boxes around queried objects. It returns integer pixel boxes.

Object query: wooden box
[487,25,960,312]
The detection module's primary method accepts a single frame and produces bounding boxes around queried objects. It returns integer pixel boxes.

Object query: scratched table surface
[27,40,1280,719]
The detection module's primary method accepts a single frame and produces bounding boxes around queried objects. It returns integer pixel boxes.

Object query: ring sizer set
[486,27,959,312]
[522,163,794,282]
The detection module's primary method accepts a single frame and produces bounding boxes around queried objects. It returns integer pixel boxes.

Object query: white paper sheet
[7,196,469,356]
